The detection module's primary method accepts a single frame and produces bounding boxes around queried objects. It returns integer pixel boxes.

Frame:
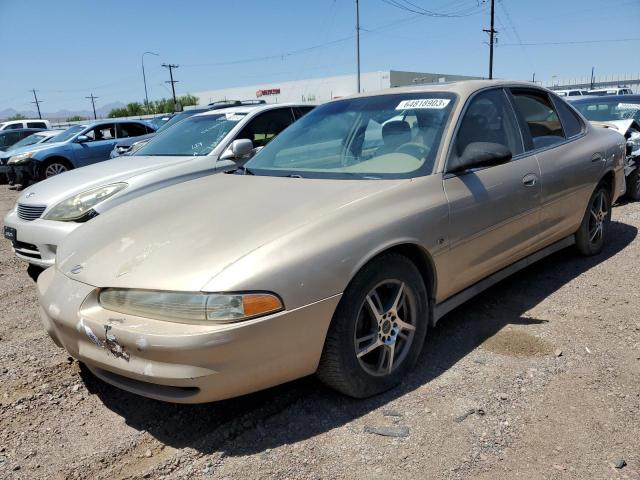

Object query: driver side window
[454,88,524,159]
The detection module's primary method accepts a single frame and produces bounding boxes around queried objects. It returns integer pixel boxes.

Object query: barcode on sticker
[396,99,450,110]
[617,103,640,110]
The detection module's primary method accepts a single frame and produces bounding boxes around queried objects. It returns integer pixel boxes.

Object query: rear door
[509,88,600,242]
[441,87,543,297]
[74,123,118,166]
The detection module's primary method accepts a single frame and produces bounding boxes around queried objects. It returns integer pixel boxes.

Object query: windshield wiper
[232,165,254,175]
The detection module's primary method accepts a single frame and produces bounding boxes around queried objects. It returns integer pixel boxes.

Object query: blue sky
[1,0,639,112]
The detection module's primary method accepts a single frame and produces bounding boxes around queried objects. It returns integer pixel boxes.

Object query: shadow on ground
[81,220,637,456]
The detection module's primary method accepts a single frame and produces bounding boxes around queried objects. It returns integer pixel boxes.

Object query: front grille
[17,204,46,221]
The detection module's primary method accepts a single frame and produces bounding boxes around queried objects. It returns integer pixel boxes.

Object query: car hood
[17,155,197,208]
[2,141,65,160]
[57,173,403,291]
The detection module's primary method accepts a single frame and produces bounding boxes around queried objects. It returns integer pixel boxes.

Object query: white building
[194,70,481,105]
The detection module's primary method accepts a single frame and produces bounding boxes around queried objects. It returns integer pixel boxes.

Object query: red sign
[256,88,281,97]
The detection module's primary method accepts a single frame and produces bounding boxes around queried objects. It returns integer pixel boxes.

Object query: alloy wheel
[588,190,608,246]
[354,279,417,376]
[45,163,68,178]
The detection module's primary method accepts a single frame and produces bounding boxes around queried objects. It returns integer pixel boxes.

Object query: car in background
[4,119,154,187]
[569,94,640,199]
[0,128,47,152]
[34,80,624,403]
[589,87,633,96]
[555,89,590,97]
[146,114,174,130]
[109,101,268,158]
[0,130,63,183]
[4,103,314,269]
[0,119,51,130]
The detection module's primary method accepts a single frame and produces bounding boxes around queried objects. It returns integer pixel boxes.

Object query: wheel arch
[348,241,438,324]
[41,155,73,169]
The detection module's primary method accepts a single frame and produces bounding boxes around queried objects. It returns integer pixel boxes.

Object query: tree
[8,114,27,120]
[108,94,200,118]
[66,115,87,122]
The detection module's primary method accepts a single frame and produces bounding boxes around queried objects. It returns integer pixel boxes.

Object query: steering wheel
[396,142,430,159]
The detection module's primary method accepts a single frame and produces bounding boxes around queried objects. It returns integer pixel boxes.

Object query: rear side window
[293,106,315,119]
[510,89,565,150]
[454,88,524,158]
[5,123,23,130]
[27,122,47,129]
[553,98,584,138]
[236,108,296,148]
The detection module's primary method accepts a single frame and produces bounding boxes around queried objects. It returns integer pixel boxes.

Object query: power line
[499,37,640,46]
[162,63,179,109]
[85,93,98,120]
[31,89,43,119]
[380,0,482,17]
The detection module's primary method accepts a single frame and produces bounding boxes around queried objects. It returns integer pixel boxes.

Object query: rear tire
[576,184,611,256]
[317,254,429,398]
[626,168,640,201]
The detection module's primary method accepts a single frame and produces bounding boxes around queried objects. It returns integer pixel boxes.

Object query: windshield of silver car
[136,113,247,156]
[245,93,455,179]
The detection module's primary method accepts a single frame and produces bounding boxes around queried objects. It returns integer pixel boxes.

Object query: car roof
[0,128,45,134]
[193,102,314,118]
[567,94,640,103]
[336,79,540,102]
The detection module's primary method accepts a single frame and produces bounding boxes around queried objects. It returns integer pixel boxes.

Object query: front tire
[317,254,429,398]
[576,184,611,256]
[41,159,71,180]
[626,168,640,201]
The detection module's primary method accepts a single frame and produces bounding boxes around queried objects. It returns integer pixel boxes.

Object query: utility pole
[590,66,595,90]
[483,0,497,79]
[532,72,536,83]
[355,0,361,93]
[31,89,43,119]
[162,63,179,110]
[85,94,98,120]
[142,51,159,114]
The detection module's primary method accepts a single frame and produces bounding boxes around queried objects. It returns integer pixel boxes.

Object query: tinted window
[236,108,295,148]
[27,122,47,129]
[554,99,584,138]
[293,106,315,119]
[454,88,524,158]
[0,132,20,147]
[568,91,581,96]
[510,89,565,150]
[5,123,23,130]
[117,122,148,138]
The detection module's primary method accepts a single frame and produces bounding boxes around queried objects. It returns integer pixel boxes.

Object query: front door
[440,88,543,299]
[73,124,118,166]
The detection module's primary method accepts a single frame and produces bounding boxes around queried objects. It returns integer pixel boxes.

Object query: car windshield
[155,110,204,133]
[246,93,455,179]
[8,133,47,150]
[51,125,86,143]
[136,112,246,156]
[573,99,640,122]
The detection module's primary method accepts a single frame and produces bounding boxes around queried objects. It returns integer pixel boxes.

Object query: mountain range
[0,102,126,122]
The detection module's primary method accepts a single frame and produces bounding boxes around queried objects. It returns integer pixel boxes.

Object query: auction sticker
[617,103,640,110]
[396,98,450,110]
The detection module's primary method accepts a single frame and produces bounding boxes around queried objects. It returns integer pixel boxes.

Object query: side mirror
[76,135,90,143]
[220,139,254,160]
[448,142,512,173]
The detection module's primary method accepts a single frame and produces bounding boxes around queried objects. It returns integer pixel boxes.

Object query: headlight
[7,151,35,164]
[98,289,283,324]
[43,183,127,222]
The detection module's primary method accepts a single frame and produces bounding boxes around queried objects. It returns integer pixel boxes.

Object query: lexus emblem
[70,265,83,274]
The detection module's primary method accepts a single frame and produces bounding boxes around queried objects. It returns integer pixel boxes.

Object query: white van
[0,119,51,131]
[554,89,590,97]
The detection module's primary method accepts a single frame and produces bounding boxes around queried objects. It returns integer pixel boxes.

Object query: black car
[0,128,46,182]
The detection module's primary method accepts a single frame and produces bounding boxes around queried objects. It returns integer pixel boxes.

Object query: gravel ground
[0,183,639,480]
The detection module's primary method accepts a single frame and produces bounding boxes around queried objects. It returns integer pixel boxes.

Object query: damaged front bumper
[37,266,340,403]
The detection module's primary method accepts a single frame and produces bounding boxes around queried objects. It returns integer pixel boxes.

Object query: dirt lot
[0,183,639,480]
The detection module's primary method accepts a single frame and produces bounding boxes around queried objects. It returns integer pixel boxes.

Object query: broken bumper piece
[37,266,340,403]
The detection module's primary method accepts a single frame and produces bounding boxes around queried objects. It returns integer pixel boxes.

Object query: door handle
[591,153,603,162]
[522,173,538,187]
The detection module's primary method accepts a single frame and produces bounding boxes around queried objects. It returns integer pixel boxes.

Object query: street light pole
[142,51,159,114]
[355,0,361,93]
